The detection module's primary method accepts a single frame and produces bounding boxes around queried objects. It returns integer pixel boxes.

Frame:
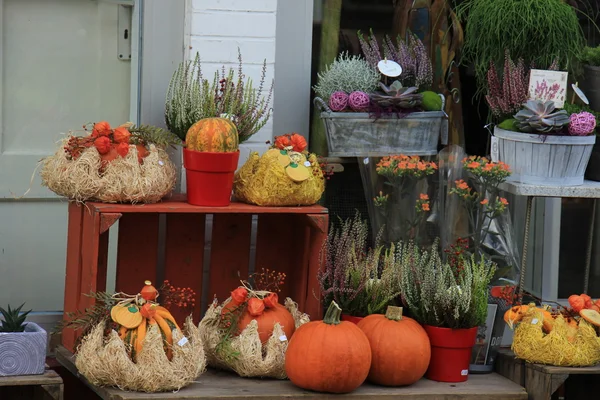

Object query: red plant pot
[341,314,364,324]
[423,325,478,383]
[183,148,240,207]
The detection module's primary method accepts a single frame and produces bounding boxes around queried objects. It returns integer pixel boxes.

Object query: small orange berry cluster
[160,280,197,310]
[252,268,286,293]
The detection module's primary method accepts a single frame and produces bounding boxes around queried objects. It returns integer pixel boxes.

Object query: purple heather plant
[485,50,528,119]
[358,29,433,90]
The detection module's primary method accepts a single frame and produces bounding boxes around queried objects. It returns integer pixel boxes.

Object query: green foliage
[400,240,496,329]
[498,118,519,132]
[456,0,585,96]
[581,46,600,67]
[128,124,182,149]
[164,50,273,143]
[0,303,31,333]
[421,91,443,111]
[313,52,381,101]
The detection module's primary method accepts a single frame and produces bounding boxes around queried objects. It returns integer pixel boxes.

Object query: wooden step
[56,346,527,400]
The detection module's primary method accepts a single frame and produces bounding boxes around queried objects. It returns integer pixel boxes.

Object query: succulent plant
[513,100,570,133]
[370,81,423,109]
[0,303,31,333]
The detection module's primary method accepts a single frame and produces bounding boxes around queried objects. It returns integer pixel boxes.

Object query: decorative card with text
[528,69,568,108]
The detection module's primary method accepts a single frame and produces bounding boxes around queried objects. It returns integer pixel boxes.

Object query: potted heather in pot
[0,304,47,377]
[313,31,447,157]
[487,51,596,186]
[317,213,402,323]
[399,240,496,383]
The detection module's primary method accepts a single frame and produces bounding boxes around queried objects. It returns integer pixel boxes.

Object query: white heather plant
[400,240,496,329]
[313,52,381,101]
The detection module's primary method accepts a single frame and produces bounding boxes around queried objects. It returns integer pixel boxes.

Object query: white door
[0,0,185,331]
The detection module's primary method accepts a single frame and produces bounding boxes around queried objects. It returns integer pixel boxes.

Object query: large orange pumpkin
[357,306,430,386]
[285,301,372,394]
[222,297,295,343]
[185,117,239,152]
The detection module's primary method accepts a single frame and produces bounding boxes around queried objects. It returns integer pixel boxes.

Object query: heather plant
[313,52,380,101]
[400,240,496,329]
[317,213,402,317]
[485,50,528,120]
[358,30,433,90]
[165,49,273,142]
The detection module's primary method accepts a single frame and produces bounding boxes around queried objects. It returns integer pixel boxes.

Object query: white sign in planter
[493,127,596,186]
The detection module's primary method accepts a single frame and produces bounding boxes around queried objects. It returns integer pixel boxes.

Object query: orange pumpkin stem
[384,306,403,321]
[323,301,342,325]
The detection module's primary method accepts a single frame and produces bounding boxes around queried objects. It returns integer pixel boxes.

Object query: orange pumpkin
[223,296,295,343]
[285,301,372,394]
[357,306,430,386]
[185,117,239,153]
[504,305,529,328]
[140,280,158,301]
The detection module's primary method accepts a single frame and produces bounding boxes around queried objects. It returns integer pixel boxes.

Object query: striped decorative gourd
[185,117,239,153]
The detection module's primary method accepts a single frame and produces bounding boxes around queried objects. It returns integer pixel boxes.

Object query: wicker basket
[315,96,448,157]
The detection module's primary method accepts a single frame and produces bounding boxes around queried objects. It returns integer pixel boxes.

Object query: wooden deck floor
[56,346,527,400]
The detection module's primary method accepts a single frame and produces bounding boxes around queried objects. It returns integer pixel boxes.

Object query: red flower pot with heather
[399,240,496,383]
[183,117,240,206]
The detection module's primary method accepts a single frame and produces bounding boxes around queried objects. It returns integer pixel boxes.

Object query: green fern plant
[164,49,273,142]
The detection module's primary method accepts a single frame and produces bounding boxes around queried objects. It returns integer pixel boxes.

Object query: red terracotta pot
[423,325,478,383]
[341,314,364,324]
[183,148,240,206]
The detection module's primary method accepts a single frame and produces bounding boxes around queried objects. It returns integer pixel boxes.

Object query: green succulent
[514,100,570,133]
[370,81,422,109]
[0,303,31,333]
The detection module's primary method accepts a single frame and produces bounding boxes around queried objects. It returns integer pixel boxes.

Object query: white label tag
[531,318,539,325]
[461,369,469,376]
[158,160,164,166]
[279,335,288,342]
[178,336,189,346]
[363,157,369,165]
[303,161,311,167]
[377,59,402,77]
[490,136,499,162]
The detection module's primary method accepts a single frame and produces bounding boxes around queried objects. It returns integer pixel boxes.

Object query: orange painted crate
[61,194,328,352]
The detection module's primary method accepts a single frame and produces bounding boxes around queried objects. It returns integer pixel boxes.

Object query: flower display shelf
[55,346,527,399]
[496,348,600,400]
[0,367,63,400]
[60,195,328,352]
[493,127,596,186]
[314,96,448,157]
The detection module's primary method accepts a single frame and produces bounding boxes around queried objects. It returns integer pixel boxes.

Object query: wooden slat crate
[0,367,64,400]
[61,195,328,352]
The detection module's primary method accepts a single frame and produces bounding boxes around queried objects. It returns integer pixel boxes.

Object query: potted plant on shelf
[399,240,496,383]
[313,31,447,157]
[0,303,47,377]
[486,51,597,186]
[317,213,402,323]
[581,45,600,112]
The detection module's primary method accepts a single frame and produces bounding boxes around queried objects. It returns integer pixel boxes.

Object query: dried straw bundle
[512,308,600,367]
[40,138,176,204]
[233,149,325,206]
[198,297,310,379]
[75,317,206,393]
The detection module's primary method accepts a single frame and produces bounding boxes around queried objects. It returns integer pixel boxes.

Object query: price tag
[490,136,499,163]
[377,59,402,77]
[304,161,311,167]
[531,318,539,325]
[158,160,164,166]
[461,369,469,376]
[279,335,288,342]
[363,157,369,165]
[178,336,189,346]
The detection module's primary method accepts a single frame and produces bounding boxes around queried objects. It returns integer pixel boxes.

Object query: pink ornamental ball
[569,112,597,136]
[348,91,370,111]
[329,91,349,112]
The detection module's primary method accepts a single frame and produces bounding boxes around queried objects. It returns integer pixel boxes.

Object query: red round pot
[183,148,240,207]
[341,314,364,324]
[423,325,478,383]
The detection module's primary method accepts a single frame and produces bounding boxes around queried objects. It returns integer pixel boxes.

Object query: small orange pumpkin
[140,280,158,301]
[285,301,372,394]
[111,304,143,329]
[222,295,295,343]
[185,117,239,153]
[357,306,430,386]
[580,308,600,327]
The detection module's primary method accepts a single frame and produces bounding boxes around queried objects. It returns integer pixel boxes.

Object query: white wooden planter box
[315,96,448,157]
[0,322,47,376]
[493,127,596,186]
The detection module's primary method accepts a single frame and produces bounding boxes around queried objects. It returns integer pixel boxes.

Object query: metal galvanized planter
[493,127,596,186]
[315,96,448,157]
[0,322,47,376]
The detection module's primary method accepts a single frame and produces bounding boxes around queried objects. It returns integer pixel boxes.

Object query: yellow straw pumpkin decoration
[110,281,181,362]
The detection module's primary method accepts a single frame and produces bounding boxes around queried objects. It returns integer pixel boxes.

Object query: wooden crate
[496,348,600,400]
[55,346,527,400]
[0,367,64,400]
[61,195,328,352]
